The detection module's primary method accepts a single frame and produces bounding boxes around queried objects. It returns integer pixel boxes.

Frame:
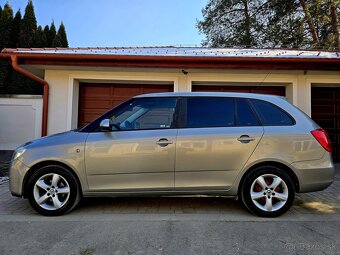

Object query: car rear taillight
[311,129,332,152]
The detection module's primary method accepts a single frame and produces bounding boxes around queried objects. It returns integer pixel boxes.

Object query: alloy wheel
[33,173,70,210]
[250,174,288,212]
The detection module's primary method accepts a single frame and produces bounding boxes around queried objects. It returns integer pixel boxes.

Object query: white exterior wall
[0,96,42,150]
[44,69,340,135]
[45,70,70,135]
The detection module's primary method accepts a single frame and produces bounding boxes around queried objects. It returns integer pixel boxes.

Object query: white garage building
[1,47,340,160]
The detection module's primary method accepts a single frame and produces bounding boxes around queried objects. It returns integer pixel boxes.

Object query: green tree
[43,24,49,45]
[0,3,14,49]
[0,3,14,94]
[197,0,340,49]
[34,25,47,47]
[18,0,37,47]
[0,1,70,95]
[51,32,62,47]
[261,0,307,48]
[47,20,56,47]
[14,1,41,94]
[9,10,22,48]
[197,0,265,47]
[52,23,68,47]
[1,5,27,95]
[307,0,340,49]
[58,22,68,47]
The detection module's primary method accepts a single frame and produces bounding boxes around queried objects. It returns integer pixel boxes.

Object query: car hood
[22,130,88,149]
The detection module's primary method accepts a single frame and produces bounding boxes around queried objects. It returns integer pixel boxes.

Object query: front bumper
[9,159,30,197]
[291,153,335,193]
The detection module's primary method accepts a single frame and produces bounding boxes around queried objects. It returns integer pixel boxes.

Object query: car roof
[134,92,285,100]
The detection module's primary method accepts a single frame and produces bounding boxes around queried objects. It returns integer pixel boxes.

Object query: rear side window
[236,98,260,126]
[186,97,235,128]
[250,99,294,126]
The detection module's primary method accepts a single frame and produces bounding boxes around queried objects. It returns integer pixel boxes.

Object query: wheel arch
[22,160,83,198]
[238,161,300,195]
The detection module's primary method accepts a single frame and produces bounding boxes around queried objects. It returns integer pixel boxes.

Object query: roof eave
[1,52,340,71]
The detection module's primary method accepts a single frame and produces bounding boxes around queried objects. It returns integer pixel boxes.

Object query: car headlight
[12,147,26,161]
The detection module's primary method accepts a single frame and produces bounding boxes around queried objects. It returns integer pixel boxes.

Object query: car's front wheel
[27,165,81,216]
[240,166,295,217]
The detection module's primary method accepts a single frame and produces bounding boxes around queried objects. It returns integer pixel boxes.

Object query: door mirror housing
[99,119,111,132]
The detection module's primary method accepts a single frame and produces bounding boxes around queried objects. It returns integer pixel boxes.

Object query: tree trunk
[242,0,252,47]
[330,3,340,49]
[299,0,320,47]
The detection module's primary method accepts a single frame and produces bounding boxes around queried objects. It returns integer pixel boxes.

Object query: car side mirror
[99,119,111,132]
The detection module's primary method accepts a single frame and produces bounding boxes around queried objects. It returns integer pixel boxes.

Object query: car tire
[240,166,295,217]
[27,165,81,216]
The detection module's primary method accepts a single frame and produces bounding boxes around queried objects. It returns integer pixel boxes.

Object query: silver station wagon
[9,92,334,217]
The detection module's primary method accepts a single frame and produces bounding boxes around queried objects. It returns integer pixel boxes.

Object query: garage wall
[45,70,76,135]
[192,84,286,96]
[45,70,180,134]
[78,83,173,127]
[0,96,42,150]
[44,69,340,136]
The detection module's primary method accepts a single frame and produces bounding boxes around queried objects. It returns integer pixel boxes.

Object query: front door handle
[156,138,173,147]
[237,135,255,143]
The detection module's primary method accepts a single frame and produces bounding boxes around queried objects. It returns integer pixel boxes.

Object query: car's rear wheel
[27,165,81,216]
[240,166,295,217]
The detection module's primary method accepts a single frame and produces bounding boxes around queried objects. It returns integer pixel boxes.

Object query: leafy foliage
[10,11,22,48]
[58,22,68,47]
[0,3,14,94]
[197,0,340,49]
[0,3,13,50]
[0,1,69,95]
[18,0,37,47]
[47,21,56,47]
[34,25,47,47]
[51,23,68,47]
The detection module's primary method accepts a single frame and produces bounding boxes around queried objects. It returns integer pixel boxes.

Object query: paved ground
[0,165,339,254]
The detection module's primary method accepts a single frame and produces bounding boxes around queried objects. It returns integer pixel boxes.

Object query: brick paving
[0,165,339,217]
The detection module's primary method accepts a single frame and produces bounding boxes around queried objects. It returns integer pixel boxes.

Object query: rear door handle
[156,138,173,147]
[237,135,255,143]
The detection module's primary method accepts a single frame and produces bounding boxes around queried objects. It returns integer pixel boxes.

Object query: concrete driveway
[0,166,339,255]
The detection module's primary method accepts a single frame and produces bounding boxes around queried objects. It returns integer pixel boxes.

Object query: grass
[79,248,95,255]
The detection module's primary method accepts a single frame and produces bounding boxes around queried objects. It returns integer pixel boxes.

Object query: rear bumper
[291,153,335,193]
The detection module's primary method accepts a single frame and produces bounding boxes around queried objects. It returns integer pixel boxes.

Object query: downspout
[10,55,49,136]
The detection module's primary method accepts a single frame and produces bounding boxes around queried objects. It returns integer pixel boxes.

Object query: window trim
[79,96,296,132]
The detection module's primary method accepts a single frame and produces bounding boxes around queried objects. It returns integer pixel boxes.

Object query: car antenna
[258,71,271,87]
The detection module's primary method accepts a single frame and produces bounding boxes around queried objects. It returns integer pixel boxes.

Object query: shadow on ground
[76,196,247,214]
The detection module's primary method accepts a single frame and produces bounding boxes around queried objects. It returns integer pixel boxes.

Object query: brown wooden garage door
[311,87,340,161]
[192,85,286,96]
[78,83,173,127]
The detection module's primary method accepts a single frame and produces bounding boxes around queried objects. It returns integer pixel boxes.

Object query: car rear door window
[236,98,260,126]
[186,97,235,128]
[250,99,294,125]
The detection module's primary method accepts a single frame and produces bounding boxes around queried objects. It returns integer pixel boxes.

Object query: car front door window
[108,98,177,131]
